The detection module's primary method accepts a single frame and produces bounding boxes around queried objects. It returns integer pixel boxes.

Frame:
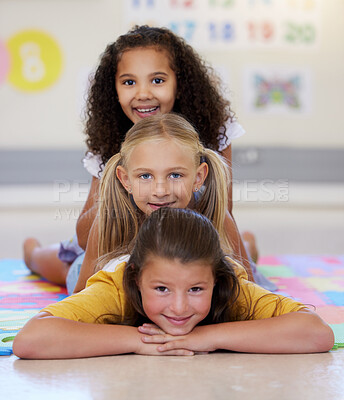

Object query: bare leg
[242,231,259,264]
[23,238,70,286]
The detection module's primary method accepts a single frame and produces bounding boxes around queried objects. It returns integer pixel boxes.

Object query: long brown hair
[98,208,297,327]
[123,207,240,326]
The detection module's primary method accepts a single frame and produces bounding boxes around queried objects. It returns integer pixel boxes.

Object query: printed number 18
[209,22,234,42]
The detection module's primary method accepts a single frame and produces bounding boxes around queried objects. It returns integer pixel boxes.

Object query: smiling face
[115,47,177,124]
[138,254,215,336]
[116,138,208,215]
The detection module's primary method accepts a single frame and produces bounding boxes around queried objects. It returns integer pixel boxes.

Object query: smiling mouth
[163,315,192,326]
[134,106,159,115]
[148,202,175,210]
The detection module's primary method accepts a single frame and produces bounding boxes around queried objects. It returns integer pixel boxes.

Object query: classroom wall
[0,0,343,183]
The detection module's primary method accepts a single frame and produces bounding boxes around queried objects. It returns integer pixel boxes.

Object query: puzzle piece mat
[1,256,343,355]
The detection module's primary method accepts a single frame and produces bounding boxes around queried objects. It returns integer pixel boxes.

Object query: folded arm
[140,310,334,354]
[13,312,194,359]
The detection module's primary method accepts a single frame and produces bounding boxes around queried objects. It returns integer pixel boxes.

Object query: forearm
[73,219,99,293]
[214,310,334,354]
[76,177,100,250]
[76,205,98,250]
[220,144,233,214]
[224,212,254,281]
[13,313,140,359]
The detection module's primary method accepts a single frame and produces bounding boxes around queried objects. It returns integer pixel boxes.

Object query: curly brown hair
[85,25,234,169]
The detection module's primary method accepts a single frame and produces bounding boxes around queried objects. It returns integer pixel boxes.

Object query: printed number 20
[285,23,315,43]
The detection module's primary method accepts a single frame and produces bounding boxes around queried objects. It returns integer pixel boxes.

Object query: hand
[135,324,194,356]
[138,324,217,354]
[138,323,166,336]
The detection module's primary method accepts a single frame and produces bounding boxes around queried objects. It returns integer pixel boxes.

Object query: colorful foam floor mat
[1,256,343,355]
[0,259,68,355]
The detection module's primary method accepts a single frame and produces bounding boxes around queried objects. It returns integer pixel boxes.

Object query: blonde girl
[74,112,233,291]
[13,207,334,359]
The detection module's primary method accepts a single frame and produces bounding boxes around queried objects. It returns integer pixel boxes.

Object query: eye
[139,173,152,180]
[169,172,182,179]
[152,77,164,84]
[124,79,135,86]
[155,286,169,293]
[189,287,203,293]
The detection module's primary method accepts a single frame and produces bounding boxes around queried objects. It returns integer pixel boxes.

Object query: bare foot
[23,238,41,273]
[242,231,259,264]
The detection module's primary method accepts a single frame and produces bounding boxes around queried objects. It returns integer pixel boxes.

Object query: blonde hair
[98,113,231,267]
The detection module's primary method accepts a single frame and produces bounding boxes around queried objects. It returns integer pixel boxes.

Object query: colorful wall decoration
[0,29,63,92]
[243,66,312,115]
[122,0,321,50]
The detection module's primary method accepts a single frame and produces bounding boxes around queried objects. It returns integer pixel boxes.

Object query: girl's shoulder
[83,152,104,178]
[225,256,248,280]
[226,256,308,319]
[102,255,131,272]
[217,121,246,152]
[42,264,128,323]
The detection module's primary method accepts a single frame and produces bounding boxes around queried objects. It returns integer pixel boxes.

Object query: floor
[0,183,343,399]
[1,352,344,399]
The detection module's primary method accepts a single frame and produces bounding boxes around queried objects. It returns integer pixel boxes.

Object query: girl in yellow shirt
[13,207,334,359]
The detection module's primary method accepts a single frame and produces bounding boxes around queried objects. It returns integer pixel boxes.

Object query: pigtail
[197,149,232,253]
[98,153,140,261]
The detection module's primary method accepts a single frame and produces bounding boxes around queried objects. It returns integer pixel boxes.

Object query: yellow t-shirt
[42,260,307,323]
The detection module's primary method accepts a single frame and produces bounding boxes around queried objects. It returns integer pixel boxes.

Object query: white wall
[0,0,343,150]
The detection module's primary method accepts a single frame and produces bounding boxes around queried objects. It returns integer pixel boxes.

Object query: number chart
[122,0,321,50]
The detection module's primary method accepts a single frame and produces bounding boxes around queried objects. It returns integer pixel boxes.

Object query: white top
[83,121,245,178]
[102,255,130,272]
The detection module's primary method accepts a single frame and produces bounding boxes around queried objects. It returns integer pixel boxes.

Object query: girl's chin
[163,325,195,336]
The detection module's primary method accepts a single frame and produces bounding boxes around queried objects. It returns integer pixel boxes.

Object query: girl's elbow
[13,333,49,359]
[298,310,334,353]
[13,315,50,359]
[313,324,335,352]
[13,332,38,359]
[305,317,335,353]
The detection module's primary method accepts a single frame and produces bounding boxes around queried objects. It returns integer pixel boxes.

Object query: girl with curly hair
[23,25,273,292]
[14,207,334,359]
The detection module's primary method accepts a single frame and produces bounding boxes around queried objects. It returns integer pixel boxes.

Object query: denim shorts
[65,252,85,295]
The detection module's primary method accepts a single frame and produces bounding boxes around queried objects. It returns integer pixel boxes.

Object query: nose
[135,82,153,101]
[153,180,170,198]
[170,292,189,316]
